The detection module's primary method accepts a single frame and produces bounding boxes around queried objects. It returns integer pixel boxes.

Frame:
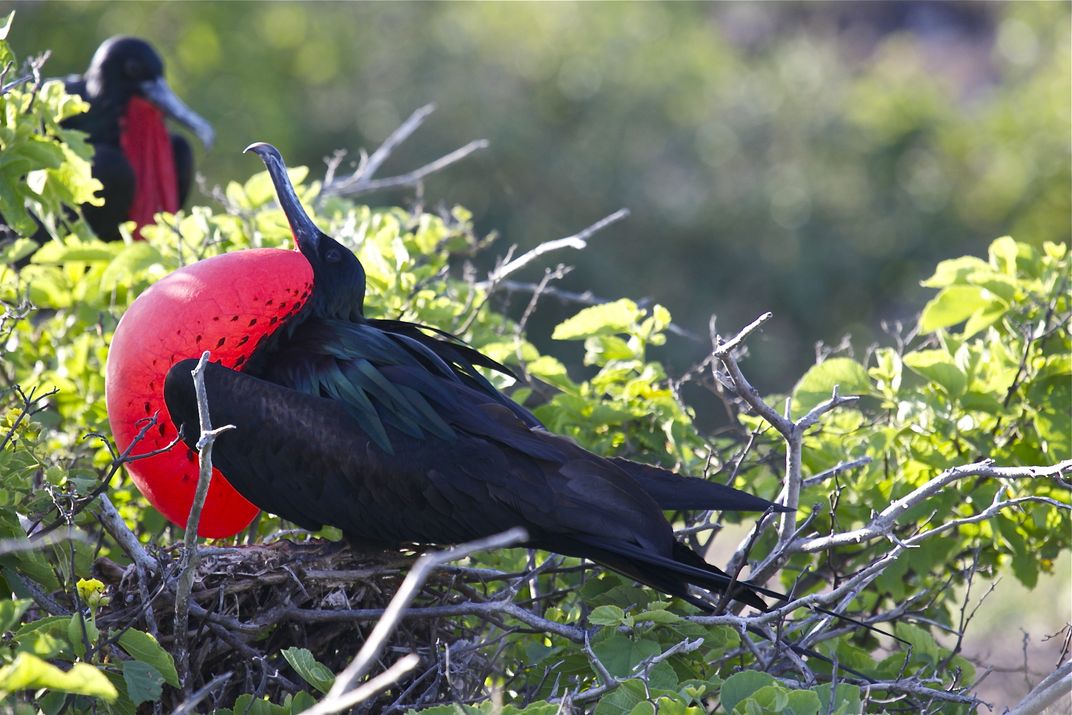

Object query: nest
[93,539,511,711]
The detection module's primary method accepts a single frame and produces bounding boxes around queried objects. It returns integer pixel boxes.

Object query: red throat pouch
[119,96,180,238]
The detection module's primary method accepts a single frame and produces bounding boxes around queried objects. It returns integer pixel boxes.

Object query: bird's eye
[325,248,342,263]
[124,60,144,79]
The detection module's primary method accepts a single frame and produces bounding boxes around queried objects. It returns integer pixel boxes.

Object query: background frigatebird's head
[246,142,366,321]
[83,36,214,149]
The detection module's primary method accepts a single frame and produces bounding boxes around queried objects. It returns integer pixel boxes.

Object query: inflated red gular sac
[105,248,313,536]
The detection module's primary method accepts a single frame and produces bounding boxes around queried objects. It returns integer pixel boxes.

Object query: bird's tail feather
[567,536,898,683]
[562,535,902,646]
[608,457,791,513]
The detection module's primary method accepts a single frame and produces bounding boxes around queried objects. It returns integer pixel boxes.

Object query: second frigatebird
[107,143,789,608]
[63,36,214,240]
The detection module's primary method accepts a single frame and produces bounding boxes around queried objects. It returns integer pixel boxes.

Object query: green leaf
[894,622,940,664]
[783,689,821,715]
[0,598,31,632]
[903,349,967,397]
[100,242,165,291]
[287,690,318,714]
[921,255,991,288]
[631,607,681,625]
[0,653,117,700]
[67,612,99,657]
[525,355,572,389]
[0,176,35,235]
[593,633,661,675]
[117,629,179,687]
[593,679,648,715]
[12,615,69,659]
[988,236,1020,274]
[961,300,1007,338]
[734,684,789,713]
[30,240,119,264]
[918,285,989,332]
[813,683,861,715]
[792,357,872,414]
[719,670,776,713]
[553,299,640,340]
[0,238,37,265]
[281,647,335,694]
[589,604,628,627]
[121,660,163,705]
[230,694,290,715]
[584,335,637,365]
[103,671,138,715]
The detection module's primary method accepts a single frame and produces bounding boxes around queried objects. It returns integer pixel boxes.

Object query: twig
[801,457,873,488]
[564,637,704,705]
[458,210,629,334]
[172,671,233,715]
[711,313,862,584]
[96,494,157,575]
[484,210,629,285]
[319,103,489,199]
[792,460,1072,553]
[305,527,528,714]
[174,351,235,692]
[5,566,68,615]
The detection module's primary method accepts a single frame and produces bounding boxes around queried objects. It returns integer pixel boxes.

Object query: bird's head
[245,143,367,321]
[85,36,214,148]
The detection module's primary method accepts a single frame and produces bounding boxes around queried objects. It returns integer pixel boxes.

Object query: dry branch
[306,527,528,714]
[174,351,235,691]
[319,103,488,200]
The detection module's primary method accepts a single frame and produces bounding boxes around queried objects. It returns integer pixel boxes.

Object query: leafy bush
[1,16,1068,714]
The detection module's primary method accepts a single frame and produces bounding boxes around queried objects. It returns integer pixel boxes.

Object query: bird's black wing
[163,358,771,609]
[267,318,784,515]
[369,318,542,428]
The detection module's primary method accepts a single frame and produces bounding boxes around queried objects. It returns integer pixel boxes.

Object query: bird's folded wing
[163,360,672,550]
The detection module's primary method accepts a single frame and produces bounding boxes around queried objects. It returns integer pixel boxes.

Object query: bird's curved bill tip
[244,142,275,156]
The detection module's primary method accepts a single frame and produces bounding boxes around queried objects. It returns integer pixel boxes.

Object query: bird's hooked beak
[244,142,321,256]
[140,77,215,149]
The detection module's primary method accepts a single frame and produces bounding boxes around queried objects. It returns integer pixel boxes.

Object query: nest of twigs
[91,539,507,711]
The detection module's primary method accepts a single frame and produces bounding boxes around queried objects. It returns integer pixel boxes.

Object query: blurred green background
[13,1,1071,391]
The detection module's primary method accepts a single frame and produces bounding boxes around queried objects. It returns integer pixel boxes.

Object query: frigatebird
[62,36,214,240]
[111,142,790,610]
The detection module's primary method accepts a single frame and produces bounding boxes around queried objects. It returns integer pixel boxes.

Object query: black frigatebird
[109,142,795,609]
[62,36,214,240]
